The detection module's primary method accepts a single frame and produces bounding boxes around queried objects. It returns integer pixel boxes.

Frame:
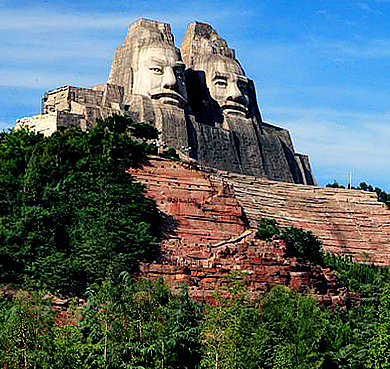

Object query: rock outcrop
[129,157,359,305]
[213,170,390,265]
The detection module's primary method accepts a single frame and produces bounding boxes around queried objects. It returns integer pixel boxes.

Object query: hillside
[2,117,390,368]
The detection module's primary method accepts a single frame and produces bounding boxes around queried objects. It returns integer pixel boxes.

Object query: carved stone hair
[181,21,237,68]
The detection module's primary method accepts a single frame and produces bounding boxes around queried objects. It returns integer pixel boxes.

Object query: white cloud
[263,105,390,188]
[0,69,102,89]
[0,9,135,31]
[310,38,390,60]
[246,37,390,67]
[315,8,357,26]
[1,38,116,63]
[356,1,383,14]
[0,6,237,32]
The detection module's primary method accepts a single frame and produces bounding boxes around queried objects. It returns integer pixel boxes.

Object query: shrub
[256,218,280,241]
[326,181,345,189]
[159,147,180,161]
[282,227,323,265]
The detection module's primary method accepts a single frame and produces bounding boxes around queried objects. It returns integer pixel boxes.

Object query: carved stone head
[132,44,186,107]
[181,22,255,118]
[108,19,187,107]
[203,55,249,116]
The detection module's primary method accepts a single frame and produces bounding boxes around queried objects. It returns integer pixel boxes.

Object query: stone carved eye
[214,79,227,88]
[150,67,163,74]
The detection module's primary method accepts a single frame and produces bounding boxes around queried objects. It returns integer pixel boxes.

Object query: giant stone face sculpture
[108,19,187,107]
[16,18,316,185]
[181,21,315,184]
[181,22,255,120]
[204,55,249,116]
[132,45,187,107]
[107,19,190,151]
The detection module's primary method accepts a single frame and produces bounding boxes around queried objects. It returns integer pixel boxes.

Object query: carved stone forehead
[204,55,246,79]
[125,18,175,47]
[137,44,183,67]
[125,19,182,68]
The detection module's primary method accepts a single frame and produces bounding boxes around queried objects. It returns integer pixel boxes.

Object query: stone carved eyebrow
[213,72,248,85]
[145,58,185,69]
[213,72,229,80]
[146,57,166,66]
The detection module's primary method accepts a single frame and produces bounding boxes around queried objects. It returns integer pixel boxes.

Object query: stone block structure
[17,18,315,185]
[214,170,390,265]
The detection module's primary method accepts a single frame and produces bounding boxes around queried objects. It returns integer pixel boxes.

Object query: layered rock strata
[213,170,390,266]
[129,157,356,305]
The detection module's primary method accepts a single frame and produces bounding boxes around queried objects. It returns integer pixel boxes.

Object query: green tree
[256,218,280,241]
[322,254,390,369]
[0,290,55,368]
[326,181,345,189]
[200,272,268,369]
[367,283,390,368]
[282,227,323,265]
[81,274,202,369]
[0,115,161,295]
[259,286,326,369]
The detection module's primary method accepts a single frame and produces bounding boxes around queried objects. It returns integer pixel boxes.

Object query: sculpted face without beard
[132,45,187,108]
[205,56,249,116]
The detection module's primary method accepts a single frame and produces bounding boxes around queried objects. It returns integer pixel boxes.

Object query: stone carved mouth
[221,102,248,115]
[150,90,186,107]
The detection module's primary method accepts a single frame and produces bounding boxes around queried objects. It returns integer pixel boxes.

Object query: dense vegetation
[2,265,390,369]
[0,115,161,296]
[0,275,202,369]
[1,119,390,368]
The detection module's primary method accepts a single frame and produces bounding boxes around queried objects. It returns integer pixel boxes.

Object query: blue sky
[1,0,390,190]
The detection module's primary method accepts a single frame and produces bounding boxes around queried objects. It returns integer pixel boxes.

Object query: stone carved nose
[227,82,244,101]
[162,67,177,89]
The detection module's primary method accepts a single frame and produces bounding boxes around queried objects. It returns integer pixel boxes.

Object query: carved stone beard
[223,114,267,178]
[126,94,189,152]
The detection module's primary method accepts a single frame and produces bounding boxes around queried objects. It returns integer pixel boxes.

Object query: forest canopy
[0,115,161,296]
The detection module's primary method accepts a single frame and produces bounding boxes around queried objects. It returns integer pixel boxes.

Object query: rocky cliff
[213,170,390,266]
[128,157,366,305]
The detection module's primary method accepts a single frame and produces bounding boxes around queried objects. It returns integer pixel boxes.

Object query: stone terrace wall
[16,112,58,136]
[215,171,390,266]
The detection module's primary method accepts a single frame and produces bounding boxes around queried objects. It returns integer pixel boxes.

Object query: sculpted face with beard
[204,55,249,117]
[132,45,187,108]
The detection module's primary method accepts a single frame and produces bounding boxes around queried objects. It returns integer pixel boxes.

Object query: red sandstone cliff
[129,157,363,305]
